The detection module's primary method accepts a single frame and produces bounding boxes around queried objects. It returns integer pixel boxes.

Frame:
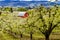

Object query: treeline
[0,7,28,12]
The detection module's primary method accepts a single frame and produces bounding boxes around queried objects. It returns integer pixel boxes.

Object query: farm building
[18,12,29,18]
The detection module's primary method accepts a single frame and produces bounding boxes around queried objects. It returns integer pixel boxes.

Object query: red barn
[18,12,29,18]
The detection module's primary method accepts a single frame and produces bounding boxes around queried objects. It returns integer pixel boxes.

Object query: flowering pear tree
[25,6,60,40]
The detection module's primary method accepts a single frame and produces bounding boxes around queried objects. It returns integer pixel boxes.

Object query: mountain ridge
[0,1,60,7]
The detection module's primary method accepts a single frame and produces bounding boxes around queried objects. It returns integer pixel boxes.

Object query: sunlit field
[0,5,60,40]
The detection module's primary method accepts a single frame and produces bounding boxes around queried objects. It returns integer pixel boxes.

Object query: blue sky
[0,0,48,1]
[0,0,60,1]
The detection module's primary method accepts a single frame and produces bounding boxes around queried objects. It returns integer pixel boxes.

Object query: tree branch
[52,22,60,30]
[40,12,47,27]
[39,28,45,34]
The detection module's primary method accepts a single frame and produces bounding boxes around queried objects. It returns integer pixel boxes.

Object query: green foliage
[26,6,60,40]
[3,7,11,11]
[3,7,13,12]
[0,6,60,40]
[17,7,28,11]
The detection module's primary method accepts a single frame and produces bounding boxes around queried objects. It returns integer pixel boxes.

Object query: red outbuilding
[18,12,29,18]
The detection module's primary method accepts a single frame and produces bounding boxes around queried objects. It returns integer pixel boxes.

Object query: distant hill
[0,1,60,7]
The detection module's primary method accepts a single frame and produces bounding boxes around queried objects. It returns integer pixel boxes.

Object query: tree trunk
[30,33,32,40]
[45,35,49,40]
[30,32,33,40]
[10,8,13,13]
[20,33,23,38]
[0,12,2,15]
[20,33,23,40]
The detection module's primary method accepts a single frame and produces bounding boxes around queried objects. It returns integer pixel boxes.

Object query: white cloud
[33,0,41,1]
[48,0,55,2]
[34,0,47,1]
[58,0,60,1]
[0,0,5,1]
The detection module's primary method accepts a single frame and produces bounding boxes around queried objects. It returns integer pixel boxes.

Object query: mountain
[0,1,60,7]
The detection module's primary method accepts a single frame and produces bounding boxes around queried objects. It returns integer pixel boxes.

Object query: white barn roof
[18,12,26,16]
